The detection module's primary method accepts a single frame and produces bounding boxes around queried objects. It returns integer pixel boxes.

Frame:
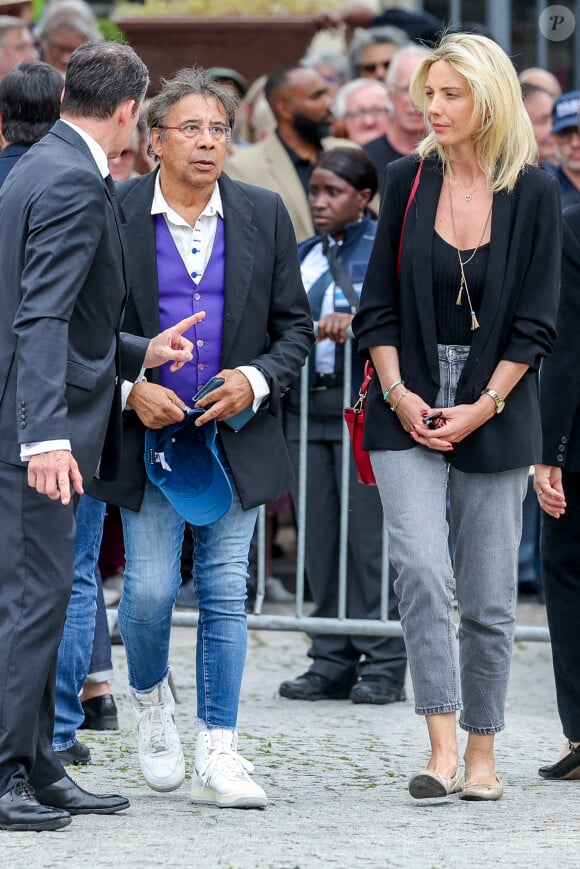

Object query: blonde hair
[409,32,538,192]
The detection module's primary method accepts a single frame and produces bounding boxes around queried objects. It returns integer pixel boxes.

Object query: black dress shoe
[539,742,580,780]
[35,775,130,815]
[0,781,71,832]
[80,694,119,731]
[279,671,353,701]
[350,677,406,705]
[55,739,91,766]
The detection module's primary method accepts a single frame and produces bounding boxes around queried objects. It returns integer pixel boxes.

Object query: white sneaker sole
[190,784,267,809]
[140,754,186,793]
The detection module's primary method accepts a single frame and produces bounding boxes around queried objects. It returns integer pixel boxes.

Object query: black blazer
[353,155,561,473]
[89,170,314,511]
[0,121,147,481]
[541,204,580,470]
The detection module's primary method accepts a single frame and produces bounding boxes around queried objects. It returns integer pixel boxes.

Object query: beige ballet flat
[408,767,464,799]
[459,779,503,801]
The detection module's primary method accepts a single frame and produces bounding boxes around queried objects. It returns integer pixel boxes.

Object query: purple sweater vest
[156,214,225,404]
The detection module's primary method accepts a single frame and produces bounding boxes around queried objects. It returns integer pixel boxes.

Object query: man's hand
[317,313,353,344]
[127,381,190,429]
[194,368,253,427]
[27,449,84,505]
[534,463,566,518]
[144,311,206,371]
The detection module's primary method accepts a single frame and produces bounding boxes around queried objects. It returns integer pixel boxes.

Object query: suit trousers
[541,470,580,742]
[285,387,407,686]
[0,462,72,795]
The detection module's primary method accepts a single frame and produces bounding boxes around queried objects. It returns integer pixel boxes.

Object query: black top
[277,131,318,195]
[432,232,489,346]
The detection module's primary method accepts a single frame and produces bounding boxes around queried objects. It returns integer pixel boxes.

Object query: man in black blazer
[534,203,580,781]
[89,68,313,809]
[0,42,200,832]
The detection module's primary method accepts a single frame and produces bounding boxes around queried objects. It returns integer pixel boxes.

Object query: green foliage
[116,0,339,15]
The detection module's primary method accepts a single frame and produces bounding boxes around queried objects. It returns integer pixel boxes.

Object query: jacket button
[561,436,568,444]
[20,422,26,428]
[558,445,565,452]
[557,455,563,462]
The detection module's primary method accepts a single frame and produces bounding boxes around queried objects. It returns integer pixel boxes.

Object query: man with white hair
[35,0,101,74]
[0,15,37,78]
[333,78,390,146]
[364,44,428,181]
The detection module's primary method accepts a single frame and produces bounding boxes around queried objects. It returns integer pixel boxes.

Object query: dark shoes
[80,694,119,731]
[55,739,91,766]
[350,676,406,705]
[35,774,130,816]
[279,671,353,701]
[0,781,71,832]
[539,742,580,780]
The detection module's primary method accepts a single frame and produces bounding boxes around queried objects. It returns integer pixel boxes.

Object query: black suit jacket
[0,120,147,481]
[541,204,580,470]
[353,155,561,473]
[0,143,30,189]
[89,170,314,511]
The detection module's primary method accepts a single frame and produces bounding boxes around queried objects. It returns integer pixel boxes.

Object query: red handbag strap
[365,161,423,385]
[397,160,423,280]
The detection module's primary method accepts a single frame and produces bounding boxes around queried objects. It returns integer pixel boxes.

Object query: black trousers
[285,388,407,686]
[0,462,73,795]
[541,469,580,742]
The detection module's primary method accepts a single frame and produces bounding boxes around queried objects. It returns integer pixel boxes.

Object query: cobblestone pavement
[4,601,580,868]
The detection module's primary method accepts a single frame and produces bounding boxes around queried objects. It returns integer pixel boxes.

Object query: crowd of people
[0,0,578,835]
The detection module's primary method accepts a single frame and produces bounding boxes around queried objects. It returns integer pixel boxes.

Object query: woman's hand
[534,463,566,518]
[390,391,431,434]
[317,313,353,343]
[410,401,494,451]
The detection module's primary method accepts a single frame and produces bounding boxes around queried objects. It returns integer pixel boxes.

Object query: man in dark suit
[0,60,62,187]
[89,67,313,809]
[0,41,201,832]
[534,203,580,781]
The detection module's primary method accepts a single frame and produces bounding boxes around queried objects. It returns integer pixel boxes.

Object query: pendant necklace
[447,176,492,331]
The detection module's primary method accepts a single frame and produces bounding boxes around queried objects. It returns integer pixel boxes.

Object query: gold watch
[481,388,505,414]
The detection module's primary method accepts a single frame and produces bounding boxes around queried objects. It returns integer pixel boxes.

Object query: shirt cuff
[236,365,270,412]
[122,368,146,410]
[20,439,72,461]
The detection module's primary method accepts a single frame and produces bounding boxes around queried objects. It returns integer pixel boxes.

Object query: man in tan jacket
[227,63,356,242]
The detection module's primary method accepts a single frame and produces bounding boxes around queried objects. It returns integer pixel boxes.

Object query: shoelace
[14,780,36,801]
[198,744,254,785]
[139,705,176,754]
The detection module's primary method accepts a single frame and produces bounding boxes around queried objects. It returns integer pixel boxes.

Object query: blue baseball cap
[144,410,232,526]
[552,91,580,134]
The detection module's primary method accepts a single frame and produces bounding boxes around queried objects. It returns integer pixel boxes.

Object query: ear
[118,99,136,127]
[357,187,373,211]
[149,126,163,159]
[272,95,293,123]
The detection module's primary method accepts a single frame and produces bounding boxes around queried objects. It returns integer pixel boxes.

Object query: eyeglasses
[157,123,232,142]
[555,126,580,142]
[359,61,391,75]
[344,107,389,121]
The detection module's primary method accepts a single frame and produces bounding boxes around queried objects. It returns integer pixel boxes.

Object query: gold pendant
[465,193,472,202]
[470,311,480,331]
[456,283,463,305]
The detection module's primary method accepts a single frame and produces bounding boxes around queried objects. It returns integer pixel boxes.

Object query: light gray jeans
[371,345,529,734]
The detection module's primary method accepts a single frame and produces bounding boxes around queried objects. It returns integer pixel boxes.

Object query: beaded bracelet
[383,379,404,402]
[390,390,409,412]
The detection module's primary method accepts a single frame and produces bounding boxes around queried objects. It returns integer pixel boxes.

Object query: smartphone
[423,410,443,429]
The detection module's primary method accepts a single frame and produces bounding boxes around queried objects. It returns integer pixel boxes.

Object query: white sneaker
[131,679,185,792]
[265,576,295,603]
[191,729,267,809]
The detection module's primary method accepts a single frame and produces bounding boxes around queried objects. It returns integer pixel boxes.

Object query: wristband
[383,379,404,402]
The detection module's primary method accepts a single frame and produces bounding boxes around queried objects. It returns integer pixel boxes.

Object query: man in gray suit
[89,67,313,810]
[0,41,201,832]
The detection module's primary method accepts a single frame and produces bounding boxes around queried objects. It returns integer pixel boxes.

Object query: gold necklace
[447,177,492,331]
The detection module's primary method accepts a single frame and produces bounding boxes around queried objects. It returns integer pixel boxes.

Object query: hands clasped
[395,394,495,452]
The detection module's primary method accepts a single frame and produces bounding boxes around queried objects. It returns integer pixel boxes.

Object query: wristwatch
[481,388,505,414]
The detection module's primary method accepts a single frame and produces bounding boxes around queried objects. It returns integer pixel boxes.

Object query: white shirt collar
[60,119,109,179]
[151,172,224,225]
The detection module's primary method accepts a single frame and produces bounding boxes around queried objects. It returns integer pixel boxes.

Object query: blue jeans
[371,345,528,734]
[53,494,106,750]
[120,476,258,729]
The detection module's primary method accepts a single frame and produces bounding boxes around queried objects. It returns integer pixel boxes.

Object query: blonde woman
[354,32,561,801]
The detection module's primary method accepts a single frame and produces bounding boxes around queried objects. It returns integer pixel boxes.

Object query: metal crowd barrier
[172,328,550,644]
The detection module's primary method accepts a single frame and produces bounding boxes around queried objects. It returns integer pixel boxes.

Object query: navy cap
[144,410,232,526]
[552,91,580,134]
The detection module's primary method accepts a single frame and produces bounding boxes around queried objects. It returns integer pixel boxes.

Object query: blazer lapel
[411,160,441,386]
[219,174,259,363]
[262,134,313,240]
[118,172,161,338]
